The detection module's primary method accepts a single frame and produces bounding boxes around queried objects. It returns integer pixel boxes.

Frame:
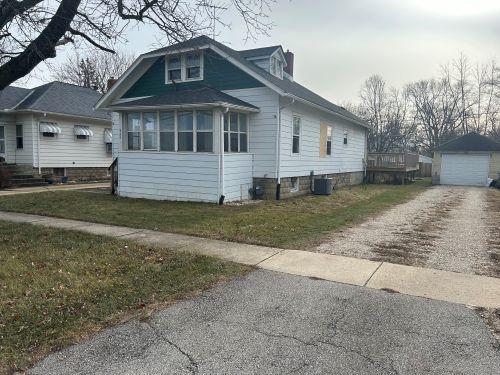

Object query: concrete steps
[3,164,49,188]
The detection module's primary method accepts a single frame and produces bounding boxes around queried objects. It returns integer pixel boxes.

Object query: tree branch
[0,0,81,89]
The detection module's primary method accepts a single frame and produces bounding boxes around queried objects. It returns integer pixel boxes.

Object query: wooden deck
[367,152,419,172]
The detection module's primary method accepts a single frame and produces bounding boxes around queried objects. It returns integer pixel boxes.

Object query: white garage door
[440,154,490,186]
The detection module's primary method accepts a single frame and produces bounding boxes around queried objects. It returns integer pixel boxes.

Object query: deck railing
[367,152,419,171]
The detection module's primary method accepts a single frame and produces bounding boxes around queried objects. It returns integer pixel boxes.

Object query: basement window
[291,177,299,192]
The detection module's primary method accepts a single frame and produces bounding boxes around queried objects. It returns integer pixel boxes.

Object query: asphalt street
[30,270,500,375]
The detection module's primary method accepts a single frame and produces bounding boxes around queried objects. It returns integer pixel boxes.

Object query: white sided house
[97,36,370,203]
[0,82,112,183]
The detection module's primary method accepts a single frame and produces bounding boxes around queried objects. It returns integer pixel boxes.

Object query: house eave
[2,109,111,123]
[107,102,259,113]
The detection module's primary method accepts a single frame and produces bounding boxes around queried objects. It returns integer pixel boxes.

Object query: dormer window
[167,56,182,81]
[186,53,201,79]
[270,56,283,78]
[166,51,203,83]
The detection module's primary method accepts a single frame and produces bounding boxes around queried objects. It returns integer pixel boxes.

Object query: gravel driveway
[316,186,500,278]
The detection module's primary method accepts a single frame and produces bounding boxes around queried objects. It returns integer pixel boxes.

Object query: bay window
[224,112,248,153]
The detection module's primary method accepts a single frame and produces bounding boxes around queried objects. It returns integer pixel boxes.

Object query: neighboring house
[96,35,371,203]
[0,82,112,181]
[432,132,500,186]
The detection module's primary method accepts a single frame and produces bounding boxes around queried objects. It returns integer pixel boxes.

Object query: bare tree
[0,0,275,89]
[52,50,136,93]
[407,76,462,150]
[358,75,417,152]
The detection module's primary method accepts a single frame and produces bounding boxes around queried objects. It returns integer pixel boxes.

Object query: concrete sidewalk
[0,182,109,196]
[0,210,499,308]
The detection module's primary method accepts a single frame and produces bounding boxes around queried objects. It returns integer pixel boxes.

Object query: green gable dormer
[123,49,264,98]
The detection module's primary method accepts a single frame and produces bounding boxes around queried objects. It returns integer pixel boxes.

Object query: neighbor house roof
[110,87,258,111]
[0,82,109,120]
[138,36,369,128]
[435,132,500,152]
[0,86,31,109]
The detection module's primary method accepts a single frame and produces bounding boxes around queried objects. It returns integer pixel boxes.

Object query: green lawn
[0,221,248,373]
[0,180,431,249]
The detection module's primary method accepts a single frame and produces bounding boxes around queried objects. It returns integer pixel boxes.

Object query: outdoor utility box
[313,178,333,195]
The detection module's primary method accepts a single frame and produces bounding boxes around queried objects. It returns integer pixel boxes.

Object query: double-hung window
[292,115,301,154]
[177,111,194,151]
[159,112,175,151]
[343,128,348,145]
[16,124,23,149]
[142,112,157,150]
[224,112,248,153]
[326,125,332,156]
[127,112,141,150]
[196,110,213,152]
[186,53,201,80]
[167,55,182,82]
[166,52,203,83]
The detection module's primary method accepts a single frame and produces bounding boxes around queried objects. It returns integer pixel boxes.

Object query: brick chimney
[107,77,117,92]
[284,50,294,77]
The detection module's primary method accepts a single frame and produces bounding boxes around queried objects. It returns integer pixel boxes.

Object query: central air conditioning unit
[313,178,333,195]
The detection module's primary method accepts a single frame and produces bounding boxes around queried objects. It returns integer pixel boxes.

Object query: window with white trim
[167,55,182,82]
[186,53,202,80]
[159,111,175,151]
[0,126,5,154]
[196,110,213,152]
[224,112,248,153]
[270,56,283,78]
[16,124,23,149]
[125,110,214,153]
[326,125,332,156]
[127,112,141,150]
[142,112,157,150]
[292,115,301,154]
[343,128,348,145]
[166,52,203,83]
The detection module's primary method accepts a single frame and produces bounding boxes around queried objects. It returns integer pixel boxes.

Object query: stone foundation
[37,167,110,181]
[253,171,364,200]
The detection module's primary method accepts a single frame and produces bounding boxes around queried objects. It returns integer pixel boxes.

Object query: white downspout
[275,97,295,200]
[219,107,229,204]
[37,118,41,175]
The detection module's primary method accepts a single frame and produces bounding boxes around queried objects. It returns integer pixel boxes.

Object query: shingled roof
[110,87,258,110]
[436,132,500,152]
[0,82,109,120]
[142,36,369,128]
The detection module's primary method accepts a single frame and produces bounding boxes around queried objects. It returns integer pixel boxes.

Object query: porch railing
[367,152,419,171]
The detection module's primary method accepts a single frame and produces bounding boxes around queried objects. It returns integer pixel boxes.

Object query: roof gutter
[8,109,111,123]
[283,93,371,130]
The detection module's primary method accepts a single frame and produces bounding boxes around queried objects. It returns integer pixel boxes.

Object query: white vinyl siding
[0,114,35,165]
[118,152,219,202]
[440,153,490,186]
[33,115,112,168]
[279,100,366,177]
[224,153,253,202]
[223,87,279,178]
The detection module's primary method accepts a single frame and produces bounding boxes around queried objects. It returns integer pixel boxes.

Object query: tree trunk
[0,0,81,89]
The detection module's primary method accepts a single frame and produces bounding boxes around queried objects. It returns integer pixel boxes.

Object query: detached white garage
[433,132,500,186]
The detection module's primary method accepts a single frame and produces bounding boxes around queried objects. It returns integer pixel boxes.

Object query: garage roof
[436,132,500,152]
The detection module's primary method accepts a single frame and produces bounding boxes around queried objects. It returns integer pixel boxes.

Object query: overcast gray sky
[21,0,500,104]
